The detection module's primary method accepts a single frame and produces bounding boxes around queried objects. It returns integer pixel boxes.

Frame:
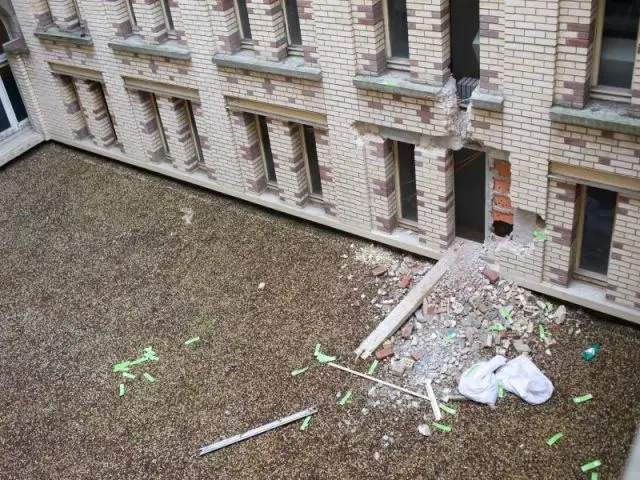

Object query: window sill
[34,26,93,46]
[108,36,191,60]
[3,37,29,56]
[212,51,322,81]
[470,89,504,112]
[550,100,640,136]
[353,71,443,100]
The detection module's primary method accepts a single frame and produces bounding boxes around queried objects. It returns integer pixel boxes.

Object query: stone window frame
[299,124,323,202]
[590,0,638,103]
[234,0,254,49]
[254,114,278,188]
[381,0,410,72]
[183,99,204,167]
[126,0,178,41]
[391,139,419,230]
[149,92,170,155]
[124,0,139,32]
[281,0,304,57]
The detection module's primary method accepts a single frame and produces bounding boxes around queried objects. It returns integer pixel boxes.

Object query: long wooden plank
[199,407,318,456]
[354,248,457,359]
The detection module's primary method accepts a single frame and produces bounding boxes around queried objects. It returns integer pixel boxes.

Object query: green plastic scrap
[432,422,452,433]
[314,343,321,356]
[291,367,309,377]
[367,360,379,375]
[316,352,337,363]
[546,432,563,446]
[300,415,312,431]
[539,325,547,340]
[113,346,160,373]
[545,302,553,312]
[439,404,457,415]
[122,372,136,379]
[533,230,548,241]
[119,383,125,397]
[339,390,353,406]
[590,472,599,480]
[573,393,593,404]
[498,380,504,399]
[444,332,456,342]
[489,323,507,332]
[499,306,513,323]
[581,460,601,472]
[143,373,156,383]
[184,336,200,345]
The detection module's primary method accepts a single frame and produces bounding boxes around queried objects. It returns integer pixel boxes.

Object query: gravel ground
[1,143,639,479]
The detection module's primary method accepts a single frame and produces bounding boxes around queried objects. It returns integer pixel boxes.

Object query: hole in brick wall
[492,220,513,237]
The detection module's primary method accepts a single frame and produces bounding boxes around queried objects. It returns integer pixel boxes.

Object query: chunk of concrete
[513,339,531,353]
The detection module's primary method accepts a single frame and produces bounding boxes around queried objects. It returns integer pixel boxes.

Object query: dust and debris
[180,207,194,225]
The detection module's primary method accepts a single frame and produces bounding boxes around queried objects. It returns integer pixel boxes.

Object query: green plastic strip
[444,332,456,342]
[573,393,593,404]
[314,343,321,356]
[539,325,547,340]
[498,380,504,399]
[143,373,156,383]
[300,415,312,431]
[315,352,336,364]
[439,404,457,415]
[545,302,553,311]
[546,432,563,446]
[119,383,125,397]
[122,372,136,379]
[499,306,513,322]
[367,360,379,375]
[489,323,506,332]
[291,367,309,376]
[432,422,451,433]
[185,336,200,345]
[533,230,548,241]
[590,472,599,480]
[339,390,353,405]
[113,346,159,373]
[581,460,601,472]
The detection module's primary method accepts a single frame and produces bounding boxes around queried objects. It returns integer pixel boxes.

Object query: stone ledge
[108,37,191,60]
[34,26,93,46]
[353,72,443,99]
[550,101,640,136]
[3,37,29,56]
[212,52,322,81]
[470,90,504,112]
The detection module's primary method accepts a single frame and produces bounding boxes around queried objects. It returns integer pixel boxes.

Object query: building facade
[2,0,640,323]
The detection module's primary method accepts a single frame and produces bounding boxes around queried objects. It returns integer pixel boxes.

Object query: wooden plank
[327,362,431,401]
[199,407,317,456]
[354,248,457,359]
[425,379,443,421]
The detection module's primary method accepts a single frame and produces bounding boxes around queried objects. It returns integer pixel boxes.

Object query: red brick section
[492,159,512,224]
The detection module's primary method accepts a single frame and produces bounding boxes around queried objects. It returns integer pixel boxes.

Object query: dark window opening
[396,141,417,222]
[492,220,513,237]
[597,0,640,89]
[579,186,617,275]
[185,101,203,164]
[0,20,10,56]
[450,0,480,104]
[386,0,410,59]
[1,65,27,123]
[454,149,486,242]
[257,115,276,183]
[303,125,322,195]
[284,0,303,46]
[236,0,253,40]
[161,0,174,31]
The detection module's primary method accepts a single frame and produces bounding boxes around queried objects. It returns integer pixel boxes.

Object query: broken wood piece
[326,362,430,402]
[199,407,318,456]
[425,379,443,421]
[354,248,457,359]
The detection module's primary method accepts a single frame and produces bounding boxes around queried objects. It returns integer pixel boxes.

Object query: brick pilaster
[248,0,288,62]
[267,120,309,206]
[104,0,134,37]
[155,96,199,172]
[630,33,640,117]
[542,180,579,286]
[553,0,596,109]
[211,0,242,53]
[478,0,503,94]
[351,0,386,75]
[130,91,167,163]
[26,0,53,28]
[313,128,337,215]
[230,112,267,192]
[55,75,89,140]
[73,79,117,149]
[131,0,168,43]
[297,0,318,64]
[48,0,80,31]
[415,147,454,252]
[408,0,450,86]
[367,136,397,233]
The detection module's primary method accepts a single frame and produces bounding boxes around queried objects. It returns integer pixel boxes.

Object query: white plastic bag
[495,355,553,404]
[458,355,507,405]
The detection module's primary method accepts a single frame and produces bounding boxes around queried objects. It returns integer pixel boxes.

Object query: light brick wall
[478,0,503,94]
[268,119,309,205]
[155,95,199,172]
[630,31,640,117]
[230,111,267,192]
[55,74,89,140]
[351,0,385,75]
[73,79,117,148]
[247,0,287,61]
[129,91,167,163]
[607,196,640,309]
[407,0,450,85]
[366,136,397,233]
[48,0,80,31]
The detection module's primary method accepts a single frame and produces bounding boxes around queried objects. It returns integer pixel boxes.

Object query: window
[0,19,10,60]
[150,93,169,154]
[256,115,277,185]
[576,185,617,278]
[125,0,138,30]
[450,0,480,105]
[184,100,203,165]
[282,0,303,53]
[160,0,174,32]
[382,0,410,69]
[301,125,322,199]
[393,141,418,224]
[235,0,253,42]
[592,0,640,99]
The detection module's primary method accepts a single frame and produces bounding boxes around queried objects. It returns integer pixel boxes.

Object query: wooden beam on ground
[354,248,457,359]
